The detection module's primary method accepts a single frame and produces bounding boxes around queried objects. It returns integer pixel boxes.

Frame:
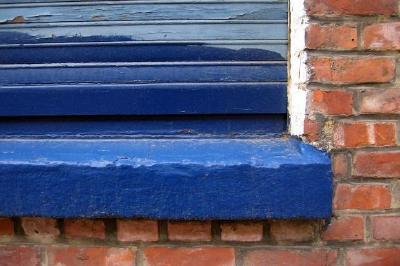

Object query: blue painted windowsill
[0,137,332,220]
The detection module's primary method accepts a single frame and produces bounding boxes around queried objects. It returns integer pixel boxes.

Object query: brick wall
[0,0,399,265]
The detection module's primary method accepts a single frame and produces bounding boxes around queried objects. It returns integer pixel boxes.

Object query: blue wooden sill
[0,137,332,220]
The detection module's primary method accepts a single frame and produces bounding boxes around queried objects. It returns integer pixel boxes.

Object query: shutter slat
[0,2,287,22]
[0,83,287,116]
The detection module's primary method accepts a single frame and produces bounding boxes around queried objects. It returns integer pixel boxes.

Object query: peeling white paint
[288,0,309,136]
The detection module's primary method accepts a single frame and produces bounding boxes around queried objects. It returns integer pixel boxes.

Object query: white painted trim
[288,0,309,136]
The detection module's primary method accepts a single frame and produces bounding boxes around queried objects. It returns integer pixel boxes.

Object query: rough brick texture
[322,216,364,241]
[334,184,392,210]
[363,22,400,50]
[144,247,235,266]
[168,221,211,241]
[305,0,398,16]
[333,122,396,148]
[360,88,400,114]
[243,249,337,266]
[1,1,400,265]
[0,218,13,238]
[64,219,105,240]
[21,217,60,243]
[309,57,396,84]
[306,24,357,50]
[220,222,263,242]
[269,220,315,242]
[353,151,400,177]
[309,90,353,115]
[47,246,135,266]
[0,246,41,266]
[372,216,400,240]
[117,219,158,242]
[345,248,400,266]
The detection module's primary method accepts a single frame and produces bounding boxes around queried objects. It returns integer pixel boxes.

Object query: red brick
[269,220,315,242]
[334,184,391,210]
[372,216,400,240]
[304,118,322,142]
[0,246,41,266]
[309,90,353,115]
[168,221,211,241]
[64,219,105,240]
[47,246,135,266]
[244,249,337,266]
[306,24,357,50]
[363,22,400,50]
[360,88,400,114]
[332,153,348,178]
[220,222,263,242]
[0,218,14,237]
[144,247,235,266]
[322,216,364,241]
[345,248,400,266]
[353,151,400,177]
[305,0,398,16]
[309,57,395,84]
[117,219,158,242]
[21,217,60,243]
[374,123,397,146]
[334,122,396,148]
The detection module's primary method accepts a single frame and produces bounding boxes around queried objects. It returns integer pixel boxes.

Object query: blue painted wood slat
[0,42,287,64]
[0,63,287,85]
[0,22,288,44]
[0,83,287,116]
[0,115,287,136]
[0,2,288,23]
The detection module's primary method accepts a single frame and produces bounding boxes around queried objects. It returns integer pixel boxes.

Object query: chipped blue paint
[0,2,288,23]
[0,138,332,219]
[0,22,287,43]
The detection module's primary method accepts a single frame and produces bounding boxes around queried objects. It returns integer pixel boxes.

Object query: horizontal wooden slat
[0,83,287,116]
[0,42,287,64]
[0,22,287,44]
[0,63,287,85]
[0,115,287,136]
[0,0,287,4]
[0,2,287,23]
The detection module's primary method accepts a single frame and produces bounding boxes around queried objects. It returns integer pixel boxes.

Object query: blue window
[0,0,332,219]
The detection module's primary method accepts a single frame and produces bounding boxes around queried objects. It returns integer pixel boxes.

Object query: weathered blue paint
[0,138,332,219]
[0,2,288,23]
[0,43,286,64]
[0,22,287,43]
[0,63,287,85]
[0,83,286,116]
[0,115,287,136]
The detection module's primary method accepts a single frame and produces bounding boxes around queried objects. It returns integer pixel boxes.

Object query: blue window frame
[0,0,333,220]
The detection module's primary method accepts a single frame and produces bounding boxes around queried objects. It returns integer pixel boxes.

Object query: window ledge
[0,137,332,220]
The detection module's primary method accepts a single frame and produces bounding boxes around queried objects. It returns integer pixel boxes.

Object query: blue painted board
[0,115,287,136]
[0,43,287,64]
[0,83,287,116]
[0,22,287,44]
[0,138,332,219]
[0,2,288,22]
[0,63,287,85]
